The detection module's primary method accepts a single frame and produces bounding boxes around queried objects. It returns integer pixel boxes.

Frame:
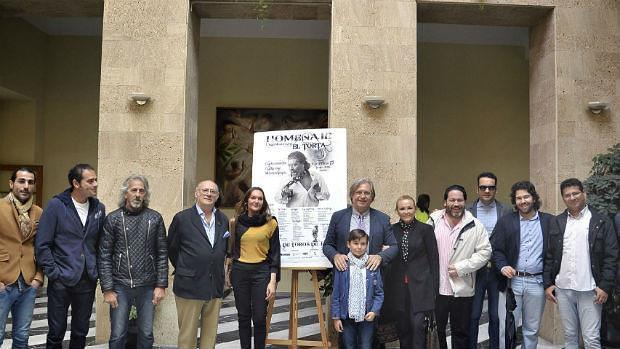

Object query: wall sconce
[587,101,609,115]
[129,92,151,106]
[363,96,386,109]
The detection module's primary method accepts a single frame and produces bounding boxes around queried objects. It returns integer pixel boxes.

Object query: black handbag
[376,320,399,344]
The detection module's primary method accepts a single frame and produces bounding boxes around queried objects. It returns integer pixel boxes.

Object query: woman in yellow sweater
[230,187,281,349]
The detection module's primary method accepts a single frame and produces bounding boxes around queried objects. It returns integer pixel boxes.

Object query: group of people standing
[1,164,619,349]
[323,174,619,349]
[0,164,280,349]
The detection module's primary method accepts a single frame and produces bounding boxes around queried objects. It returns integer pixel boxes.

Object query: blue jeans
[556,287,602,349]
[510,276,545,349]
[341,318,374,349]
[109,285,155,349]
[0,276,37,349]
[470,267,500,349]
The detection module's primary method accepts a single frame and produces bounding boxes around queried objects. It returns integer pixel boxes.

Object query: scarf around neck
[399,219,416,262]
[6,192,34,239]
[237,212,268,227]
[347,251,368,322]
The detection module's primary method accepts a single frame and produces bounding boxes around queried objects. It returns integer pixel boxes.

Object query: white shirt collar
[352,208,370,217]
[195,204,216,217]
[568,205,589,220]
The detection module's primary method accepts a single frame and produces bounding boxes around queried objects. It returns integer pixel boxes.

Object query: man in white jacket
[428,184,492,349]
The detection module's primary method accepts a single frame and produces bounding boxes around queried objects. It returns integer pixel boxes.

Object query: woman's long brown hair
[235,186,272,220]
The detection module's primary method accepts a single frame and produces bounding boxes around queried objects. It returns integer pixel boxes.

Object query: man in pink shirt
[428,185,492,349]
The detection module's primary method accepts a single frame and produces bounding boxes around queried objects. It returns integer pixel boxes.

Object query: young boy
[331,229,384,349]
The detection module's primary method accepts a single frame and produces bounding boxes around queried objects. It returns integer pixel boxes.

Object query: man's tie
[357,214,366,233]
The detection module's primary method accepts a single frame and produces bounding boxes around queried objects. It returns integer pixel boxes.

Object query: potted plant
[583,143,620,348]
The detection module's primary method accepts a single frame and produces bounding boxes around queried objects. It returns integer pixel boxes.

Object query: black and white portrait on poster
[252,128,347,268]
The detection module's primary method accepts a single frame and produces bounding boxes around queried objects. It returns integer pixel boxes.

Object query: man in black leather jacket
[98,175,168,349]
[543,178,617,349]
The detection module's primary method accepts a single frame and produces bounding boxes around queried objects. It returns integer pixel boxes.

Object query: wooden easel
[265,268,331,349]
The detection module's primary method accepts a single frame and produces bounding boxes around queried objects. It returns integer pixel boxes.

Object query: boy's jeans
[341,318,374,349]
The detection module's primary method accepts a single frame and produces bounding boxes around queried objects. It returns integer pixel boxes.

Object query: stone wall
[330,0,418,214]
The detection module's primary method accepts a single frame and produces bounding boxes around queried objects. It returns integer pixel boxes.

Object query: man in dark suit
[491,181,553,349]
[167,180,230,349]
[467,171,511,349]
[323,178,398,272]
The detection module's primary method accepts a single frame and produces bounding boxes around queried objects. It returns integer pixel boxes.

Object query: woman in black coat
[383,195,439,349]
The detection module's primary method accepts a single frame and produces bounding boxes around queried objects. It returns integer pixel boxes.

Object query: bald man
[167,181,230,349]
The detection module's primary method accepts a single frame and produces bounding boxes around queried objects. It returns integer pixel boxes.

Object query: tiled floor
[1,288,563,349]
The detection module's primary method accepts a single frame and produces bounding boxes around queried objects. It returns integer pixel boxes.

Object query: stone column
[330,0,418,214]
[95,0,200,345]
[529,11,565,344]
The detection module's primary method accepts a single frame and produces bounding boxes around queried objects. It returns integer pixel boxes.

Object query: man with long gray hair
[98,175,168,349]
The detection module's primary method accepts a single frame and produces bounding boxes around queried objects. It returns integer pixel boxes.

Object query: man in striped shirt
[429,185,492,349]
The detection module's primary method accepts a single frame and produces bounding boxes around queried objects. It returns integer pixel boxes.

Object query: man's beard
[129,198,144,209]
[447,207,464,218]
[518,204,533,215]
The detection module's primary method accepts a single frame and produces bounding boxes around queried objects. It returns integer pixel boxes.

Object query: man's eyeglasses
[199,188,219,195]
[562,191,582,199]
[479,185,497,192]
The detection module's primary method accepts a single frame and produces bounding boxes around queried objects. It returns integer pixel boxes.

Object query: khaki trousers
[175,296,222,349]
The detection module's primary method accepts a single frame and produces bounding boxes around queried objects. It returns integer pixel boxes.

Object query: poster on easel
[252,128,347,268]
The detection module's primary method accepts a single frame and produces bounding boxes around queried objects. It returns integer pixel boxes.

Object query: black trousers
[46,273,96,349]
[231,261,270,349]
[435,295,473,349]
[397,290,426,349]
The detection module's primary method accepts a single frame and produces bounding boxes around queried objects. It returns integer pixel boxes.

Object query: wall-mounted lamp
[587,101,609,115]
[363,96,386,109]
[129,92,151,106]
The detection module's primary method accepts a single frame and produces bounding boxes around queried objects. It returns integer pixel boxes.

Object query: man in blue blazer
[36,164,105,349]
[323,178,397,272]
[491,181,553,349]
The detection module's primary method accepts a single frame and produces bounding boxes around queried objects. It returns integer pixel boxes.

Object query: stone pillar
[529,11,565,344]
[330,0,418,214]
[95,0,200,346]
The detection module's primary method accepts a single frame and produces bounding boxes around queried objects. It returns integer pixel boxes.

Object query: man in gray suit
[323,178,397,271]
[167,180,230,349]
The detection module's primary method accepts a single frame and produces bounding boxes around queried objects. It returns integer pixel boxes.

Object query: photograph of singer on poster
[276,151,330,208]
